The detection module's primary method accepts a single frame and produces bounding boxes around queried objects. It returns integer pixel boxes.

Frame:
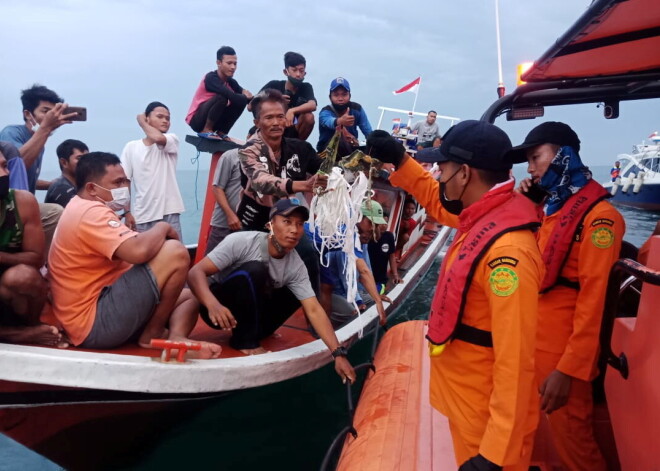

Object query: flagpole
[410,77,420,126]
[411,77,420,114]
[495,0,505,98]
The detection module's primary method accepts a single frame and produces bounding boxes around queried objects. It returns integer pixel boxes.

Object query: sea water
[114,165,657,470]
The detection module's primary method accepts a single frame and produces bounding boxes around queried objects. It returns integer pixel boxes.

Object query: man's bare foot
[0,324,68,347]
[240,346,270,355]
[186,340,222,359]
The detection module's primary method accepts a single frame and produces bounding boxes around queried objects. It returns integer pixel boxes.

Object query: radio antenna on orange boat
[495,0,506,98]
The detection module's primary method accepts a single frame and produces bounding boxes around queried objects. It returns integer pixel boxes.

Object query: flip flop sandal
[197,131,225,140]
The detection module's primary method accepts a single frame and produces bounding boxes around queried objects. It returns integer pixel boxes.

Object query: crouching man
[48,152,221,358]
[188,199,356,383]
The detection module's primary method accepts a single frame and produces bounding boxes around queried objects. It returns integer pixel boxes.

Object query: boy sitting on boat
[48,152,221,358]
[188,199,356,383]
[0,146,67,347]
[255,51,316,141]
[186,46,253,141]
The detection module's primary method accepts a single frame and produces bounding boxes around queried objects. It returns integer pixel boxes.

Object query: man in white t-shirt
[120,101,185,239]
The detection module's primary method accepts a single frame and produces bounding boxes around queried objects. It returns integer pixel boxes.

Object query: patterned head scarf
[538,146,592,216]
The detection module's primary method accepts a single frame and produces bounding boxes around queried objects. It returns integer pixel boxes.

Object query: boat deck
[18,223,441,362]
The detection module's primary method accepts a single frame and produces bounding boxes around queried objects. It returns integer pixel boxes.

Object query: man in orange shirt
[48,152,221,358]
[367,121,543,470]
[512,122,625,470]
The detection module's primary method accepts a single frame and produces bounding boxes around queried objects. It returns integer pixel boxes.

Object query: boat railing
[374,106,460,130]
[600,258,660,380]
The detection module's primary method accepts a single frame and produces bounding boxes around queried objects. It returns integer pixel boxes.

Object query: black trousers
[189,94,248,135]
[199,261,301,350]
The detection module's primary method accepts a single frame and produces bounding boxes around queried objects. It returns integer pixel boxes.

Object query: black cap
[415,120,513,171]
[269,199,310,220]
[509,121,581,164]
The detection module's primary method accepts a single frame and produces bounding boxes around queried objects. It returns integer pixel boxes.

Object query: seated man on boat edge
[0,146,67,347]
[187,199,356,383]
[316,77,373,156]
[186,46,253,141]
[367,121,543,470]
[48,152,221,358]
[254,51,316,141]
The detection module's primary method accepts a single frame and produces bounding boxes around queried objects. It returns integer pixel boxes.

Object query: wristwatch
[331,346,348,359]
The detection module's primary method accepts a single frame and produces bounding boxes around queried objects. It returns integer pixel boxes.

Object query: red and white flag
[393,77,421,95]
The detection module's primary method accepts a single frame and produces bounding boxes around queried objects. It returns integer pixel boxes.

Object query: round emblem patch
[591,227,614,249]
[489,267,519,297]
[108,220,120,228]
[381,243,390,253]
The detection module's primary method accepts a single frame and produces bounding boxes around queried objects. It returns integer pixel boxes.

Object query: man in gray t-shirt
[411,110,441,145]
[206,149,243,254]
[188,200,356,383]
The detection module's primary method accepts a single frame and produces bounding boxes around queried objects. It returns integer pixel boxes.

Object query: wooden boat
[336,0,660,468]
[0,129,454,466]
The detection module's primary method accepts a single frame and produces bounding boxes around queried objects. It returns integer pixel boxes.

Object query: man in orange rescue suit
[511,122,625,471]
[366,120,544,471]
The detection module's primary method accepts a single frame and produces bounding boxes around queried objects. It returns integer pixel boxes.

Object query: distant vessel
[603,133,660,211]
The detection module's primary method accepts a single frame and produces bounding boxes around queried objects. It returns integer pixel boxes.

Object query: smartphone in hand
[64,107,87,121]
[523,182,548,204]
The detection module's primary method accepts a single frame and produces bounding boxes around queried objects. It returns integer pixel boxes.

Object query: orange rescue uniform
[390,158,543,469]
[536,199,624,470]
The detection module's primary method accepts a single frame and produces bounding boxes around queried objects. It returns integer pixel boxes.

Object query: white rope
[309,167,370,336]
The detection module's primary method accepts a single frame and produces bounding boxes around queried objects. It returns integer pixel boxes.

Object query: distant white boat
[603,133,660,211]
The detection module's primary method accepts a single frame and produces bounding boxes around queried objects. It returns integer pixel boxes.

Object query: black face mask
[287,75,304,88]
[439,167,469,216]
[333,102,349,114]
[0,175,9,200]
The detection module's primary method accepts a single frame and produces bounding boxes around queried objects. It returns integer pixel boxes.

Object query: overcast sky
[1,0,657,180]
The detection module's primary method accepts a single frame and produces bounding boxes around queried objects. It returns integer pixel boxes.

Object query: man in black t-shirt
[257,52,316,140]
[45,139,88,208]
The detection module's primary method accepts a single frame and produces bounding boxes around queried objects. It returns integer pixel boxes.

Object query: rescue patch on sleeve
[591,218,614,227]
[591,227,614,249]
[489,267,519,297]
[487,256,519,269]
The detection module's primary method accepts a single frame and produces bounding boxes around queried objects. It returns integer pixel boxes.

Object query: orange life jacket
[540,180,610,293]
[427,188,540,346]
